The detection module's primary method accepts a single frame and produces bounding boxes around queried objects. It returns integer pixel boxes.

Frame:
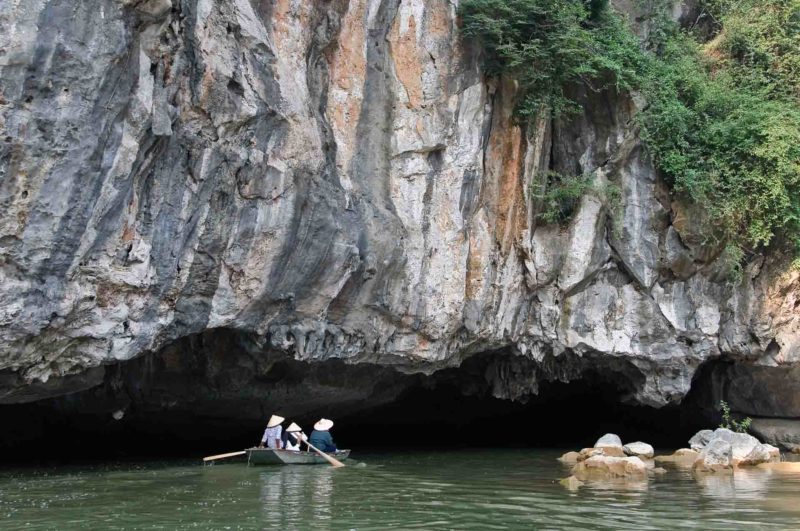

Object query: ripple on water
[2,450,800,529]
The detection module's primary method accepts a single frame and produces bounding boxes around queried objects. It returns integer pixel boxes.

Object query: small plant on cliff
[719,400,752,433]
[532,172,622,226]
[532,172,593,224]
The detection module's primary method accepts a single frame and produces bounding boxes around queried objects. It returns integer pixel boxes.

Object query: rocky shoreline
[559,429,800,491]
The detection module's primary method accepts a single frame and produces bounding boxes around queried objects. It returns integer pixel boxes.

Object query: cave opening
[0,331,703,464]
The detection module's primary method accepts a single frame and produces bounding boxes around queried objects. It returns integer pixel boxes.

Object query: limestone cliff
[1,0,798,418]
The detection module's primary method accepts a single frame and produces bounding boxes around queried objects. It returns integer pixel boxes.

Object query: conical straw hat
[286,422,302,433]
[314,418,334,431]
[267,414,285,428]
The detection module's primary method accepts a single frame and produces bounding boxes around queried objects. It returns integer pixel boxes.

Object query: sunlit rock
[623,442,654,459]
[693,439,733,473]
[739,444,780,467]
[655,448,699,466]
[572,455,648,479]
[688,429,714,451]
[594,434,623,449]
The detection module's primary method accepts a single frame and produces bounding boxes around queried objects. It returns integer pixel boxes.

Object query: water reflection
[694,469,769,500]
[259,466,334,529]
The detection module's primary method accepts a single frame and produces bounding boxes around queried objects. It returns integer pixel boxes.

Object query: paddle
[300,438,345,468]
[203,450,246,462]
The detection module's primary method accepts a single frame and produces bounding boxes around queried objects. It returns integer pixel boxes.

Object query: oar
[203,450,246,462]
[300,438,345,468]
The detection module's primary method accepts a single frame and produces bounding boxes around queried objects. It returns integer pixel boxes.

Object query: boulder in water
[594,433,623,449]
[689,429,714,451]
[572,455,648,479]
[559,475,585,491]
[708,428,761,462]
[655,448,699,465]
[558,451,581,464]
[579,446,626,460]
[738,443,780,467]
[623,441,654,458]
[693,438,733,473]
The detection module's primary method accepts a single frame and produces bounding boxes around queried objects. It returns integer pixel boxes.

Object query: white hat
[314,418,334,431]
[286,422,302,433]
[267,414,285,428]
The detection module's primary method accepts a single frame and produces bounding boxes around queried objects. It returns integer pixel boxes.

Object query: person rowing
[282,422,307,451]
[258,414,285,449]
[308,418,337,453]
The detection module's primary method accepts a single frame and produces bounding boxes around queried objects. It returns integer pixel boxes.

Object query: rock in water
[739,444,780,467]
[655,448,700,465]
[572,455,648,479]
[558,451,581,464]
[707,429,761,461]
[688,430,714,451]
[594,434,623,449]
[559,476,585,491]
[693,439,733,473]
[623,442,654,459]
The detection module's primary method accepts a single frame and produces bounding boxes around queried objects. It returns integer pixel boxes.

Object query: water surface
[2,450,800,529]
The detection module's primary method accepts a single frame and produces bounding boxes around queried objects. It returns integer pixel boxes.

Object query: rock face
[750,419,800,452]
[0,0,799,418]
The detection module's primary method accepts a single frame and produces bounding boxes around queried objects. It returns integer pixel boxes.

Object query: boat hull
[246,448,350,465]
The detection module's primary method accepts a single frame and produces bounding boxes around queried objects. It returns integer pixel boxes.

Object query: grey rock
[740,443,780,466]
[708,428,761,460]
[594,433,623,448]
[689,429,715,451]
[750,418,800,451]
[623,441,654,458]
[696,438,733,470]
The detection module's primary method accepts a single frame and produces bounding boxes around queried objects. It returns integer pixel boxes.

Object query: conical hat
[267,414,285,428]
[314,418,334,431]
[286,422,302,433]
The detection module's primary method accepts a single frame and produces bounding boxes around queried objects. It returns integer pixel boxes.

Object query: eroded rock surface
[0,1,798,415]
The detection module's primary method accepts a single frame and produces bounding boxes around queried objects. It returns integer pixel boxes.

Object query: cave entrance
[334,357,691,450]
[0,332,700,463]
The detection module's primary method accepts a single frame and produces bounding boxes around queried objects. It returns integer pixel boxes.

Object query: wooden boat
[246,447,351,466]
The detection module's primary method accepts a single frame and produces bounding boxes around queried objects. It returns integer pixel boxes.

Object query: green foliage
[719,400,752,433]
[532,172,593,224]
[459,0,645,119]
[638,1,800,264]
[460,0,800,266]
[531,173,621,226]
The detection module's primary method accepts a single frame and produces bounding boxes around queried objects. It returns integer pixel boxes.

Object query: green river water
[2,449,799,529]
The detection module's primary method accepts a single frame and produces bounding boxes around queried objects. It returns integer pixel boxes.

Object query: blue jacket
[309,430,337,452]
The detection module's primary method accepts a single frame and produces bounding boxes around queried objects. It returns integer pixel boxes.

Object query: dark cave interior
[0,330,724,464]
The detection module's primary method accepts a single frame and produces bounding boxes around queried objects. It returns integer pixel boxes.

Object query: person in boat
[308,418,337,453]
[258,414,285,449]
[282,422,307,451]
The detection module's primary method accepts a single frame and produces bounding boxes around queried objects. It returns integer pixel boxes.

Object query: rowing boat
[246,448,351,466]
